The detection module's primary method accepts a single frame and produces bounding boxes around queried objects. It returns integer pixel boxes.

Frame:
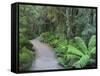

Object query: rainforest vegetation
[19,4,96,71]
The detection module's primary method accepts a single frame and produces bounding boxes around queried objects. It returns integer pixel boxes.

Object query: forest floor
[29,38,63,70]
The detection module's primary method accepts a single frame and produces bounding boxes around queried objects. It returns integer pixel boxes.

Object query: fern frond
[72,55,89,68]
[67,45,84,57]
[67,54,80,60]
[90,47,96,55]
[74,37,88,54]
[88,35,96,51]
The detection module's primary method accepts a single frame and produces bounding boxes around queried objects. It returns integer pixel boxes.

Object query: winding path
[30,38,63,70]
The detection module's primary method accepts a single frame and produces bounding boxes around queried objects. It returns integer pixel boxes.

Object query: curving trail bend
[30,39,63,70]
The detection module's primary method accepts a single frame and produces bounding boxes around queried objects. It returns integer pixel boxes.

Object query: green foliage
[74,37,88,54]
[19,33,35,71]
[20,47,34,63]
[19,47,35,70]
[19,5,96,70]
[72,55,89,68]
[19,33,33,50]
[40,32,59,47]
[19,28,35,71]
[66,35,96,68]
[19,5,96,41]
[41,33,96,69]
[49,39,59,48]
[67,45,84,57]
[40,32,52,43]
[88,35,96,51]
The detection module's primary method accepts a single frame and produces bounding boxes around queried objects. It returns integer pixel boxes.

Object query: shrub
[19,47,35,70]
[54,40,68,56]
[49,38,59,48]
[19,33,33,51]
[41,32,60,47]
[40,32,51,43]
[41,32,55,41]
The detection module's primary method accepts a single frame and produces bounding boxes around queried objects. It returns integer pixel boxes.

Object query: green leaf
[72,55,89,68]
[74,37,88,54]
[67,45,84,57]
[88,35,96,51]
[19,47,34,64]
[90,47,96,55]
[67,54,80,59]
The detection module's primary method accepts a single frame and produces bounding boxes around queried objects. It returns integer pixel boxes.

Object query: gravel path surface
[30,39,63,70]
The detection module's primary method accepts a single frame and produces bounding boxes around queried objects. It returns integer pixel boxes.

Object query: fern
[66,35,96,69]
[67,45,84,57]
[90,47,96,55]
[88,35,96,51]
[74,37,88,54]
[41,33,96,69]
[67,54,80,60]
[72,55,89,68]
